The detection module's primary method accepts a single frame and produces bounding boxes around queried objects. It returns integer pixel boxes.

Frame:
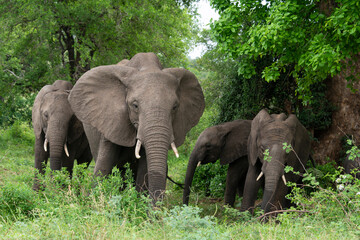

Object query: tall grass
[1,122,360,239]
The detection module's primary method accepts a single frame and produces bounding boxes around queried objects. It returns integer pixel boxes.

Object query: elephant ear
[68,65,138,147]
[32,85,57,139]
[248,109,272,166]
[220,120,252,165]
[285,114,311,163]
[163,68,205,147]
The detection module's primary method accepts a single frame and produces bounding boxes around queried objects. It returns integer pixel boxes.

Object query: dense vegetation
[1,0,360,238]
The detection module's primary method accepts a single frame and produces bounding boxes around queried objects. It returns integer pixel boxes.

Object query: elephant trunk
[141,110,172,204]
[47,121,68,171]
[183,150,201,205]
[262,155,284,213]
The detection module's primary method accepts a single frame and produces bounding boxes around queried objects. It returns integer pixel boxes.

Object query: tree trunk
[312,54,360,164]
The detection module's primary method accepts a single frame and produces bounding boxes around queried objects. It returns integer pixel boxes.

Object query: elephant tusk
[135,139,141,159]
[197,161,201,167]
[256,171,264,181]
[282,175,287,185]
[64,143,69,157]
[44,138,48,152]
[171,142,179,158]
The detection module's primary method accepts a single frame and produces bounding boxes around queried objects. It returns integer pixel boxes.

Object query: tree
[207,0,360,163]
[210,0,360,103]
[0,0,198,125]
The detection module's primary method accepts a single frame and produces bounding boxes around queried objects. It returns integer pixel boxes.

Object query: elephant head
[68,52,205,202]
[32,80,84,172]
[242,109,311,214]
[183,120,251,205]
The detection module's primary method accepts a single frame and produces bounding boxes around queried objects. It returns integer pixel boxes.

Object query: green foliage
[346,139,360,161]
[0,92,35,126]
[263,149,272,163]
[0,183,37,220]
[210,0,360,103]
[198,31,333,131]
[1,122,360,240]
[0,120,35,146]
[191,161,227,198]
[0,0,198,123]
[163,205,230,239]
[106,169,152,225]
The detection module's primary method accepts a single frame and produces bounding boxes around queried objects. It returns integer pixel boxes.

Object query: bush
[106,166,152,224]
[0,183,37,220]
[191,161,227,198]
[162,205,230,239]
[0,121,34,146]
[0,93,35,127]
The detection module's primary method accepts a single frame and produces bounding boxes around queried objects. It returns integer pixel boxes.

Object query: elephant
[183,120,252,207]
[32,80,92,190]
[240,109,311,217]
[343,155,360,178]
[68,52,205,204]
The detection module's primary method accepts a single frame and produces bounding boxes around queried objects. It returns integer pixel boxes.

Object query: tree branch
[257,209,312,220]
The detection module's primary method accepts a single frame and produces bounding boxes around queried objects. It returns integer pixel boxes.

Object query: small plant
[191,161,227,198]
[263,148,272,162]
[106,165,152,224]
[0,183,37,220]
[346,139,360,161]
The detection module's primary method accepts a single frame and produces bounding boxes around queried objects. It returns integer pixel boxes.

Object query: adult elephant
[32,80,92,190]
[183,120,251,207]
[240,109,311,216]
[68,52,205,203]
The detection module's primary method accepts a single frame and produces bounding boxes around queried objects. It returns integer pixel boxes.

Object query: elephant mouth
[43,137,70,157]
[134,138,179,159]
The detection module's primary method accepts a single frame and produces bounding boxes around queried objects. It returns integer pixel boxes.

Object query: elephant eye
[132,101,139,110]
[43,111,49,119]
[172,103,179,111]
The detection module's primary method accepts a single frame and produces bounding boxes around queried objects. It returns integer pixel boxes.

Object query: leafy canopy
[0,0,198,125]
[210,0,360,103]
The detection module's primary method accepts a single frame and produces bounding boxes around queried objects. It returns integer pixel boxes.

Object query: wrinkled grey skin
[68,53,205,203]
[343,155,360,178]
[32,80,92,190]
[240,109,311,217]
[183,120,251,207]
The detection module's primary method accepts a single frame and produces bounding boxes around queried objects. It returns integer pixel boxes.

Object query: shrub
[0,120,34,146]
[191,161,227,198]
[0,93,35,127]
[162,205,230,239]
[0,183,37,220]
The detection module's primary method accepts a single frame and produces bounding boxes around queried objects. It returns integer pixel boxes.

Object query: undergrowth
[1,123,360,239]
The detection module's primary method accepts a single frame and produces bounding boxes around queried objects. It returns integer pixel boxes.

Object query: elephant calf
[240,109,311,217]
[183,119,252,207]
[32,80,92,190]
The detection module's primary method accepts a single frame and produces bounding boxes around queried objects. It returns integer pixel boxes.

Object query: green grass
[1,123,360,239]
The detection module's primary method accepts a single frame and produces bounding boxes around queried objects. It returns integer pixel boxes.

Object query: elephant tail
[167,175,184,189]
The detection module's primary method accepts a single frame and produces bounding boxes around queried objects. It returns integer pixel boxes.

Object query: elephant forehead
[259,123,293,142]
[130,71,179,87]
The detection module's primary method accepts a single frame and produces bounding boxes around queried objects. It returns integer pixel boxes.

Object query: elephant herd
[31,52,360,219]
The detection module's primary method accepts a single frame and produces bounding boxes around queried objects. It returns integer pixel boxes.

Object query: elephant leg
[237,169,248,198]
[76,144,93,168]
[62,157,75,178]
[33,136,49,191]
[240,164,263,213]
[93,136,121,178]
[224,161,243,207]
[136,148,148,193]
